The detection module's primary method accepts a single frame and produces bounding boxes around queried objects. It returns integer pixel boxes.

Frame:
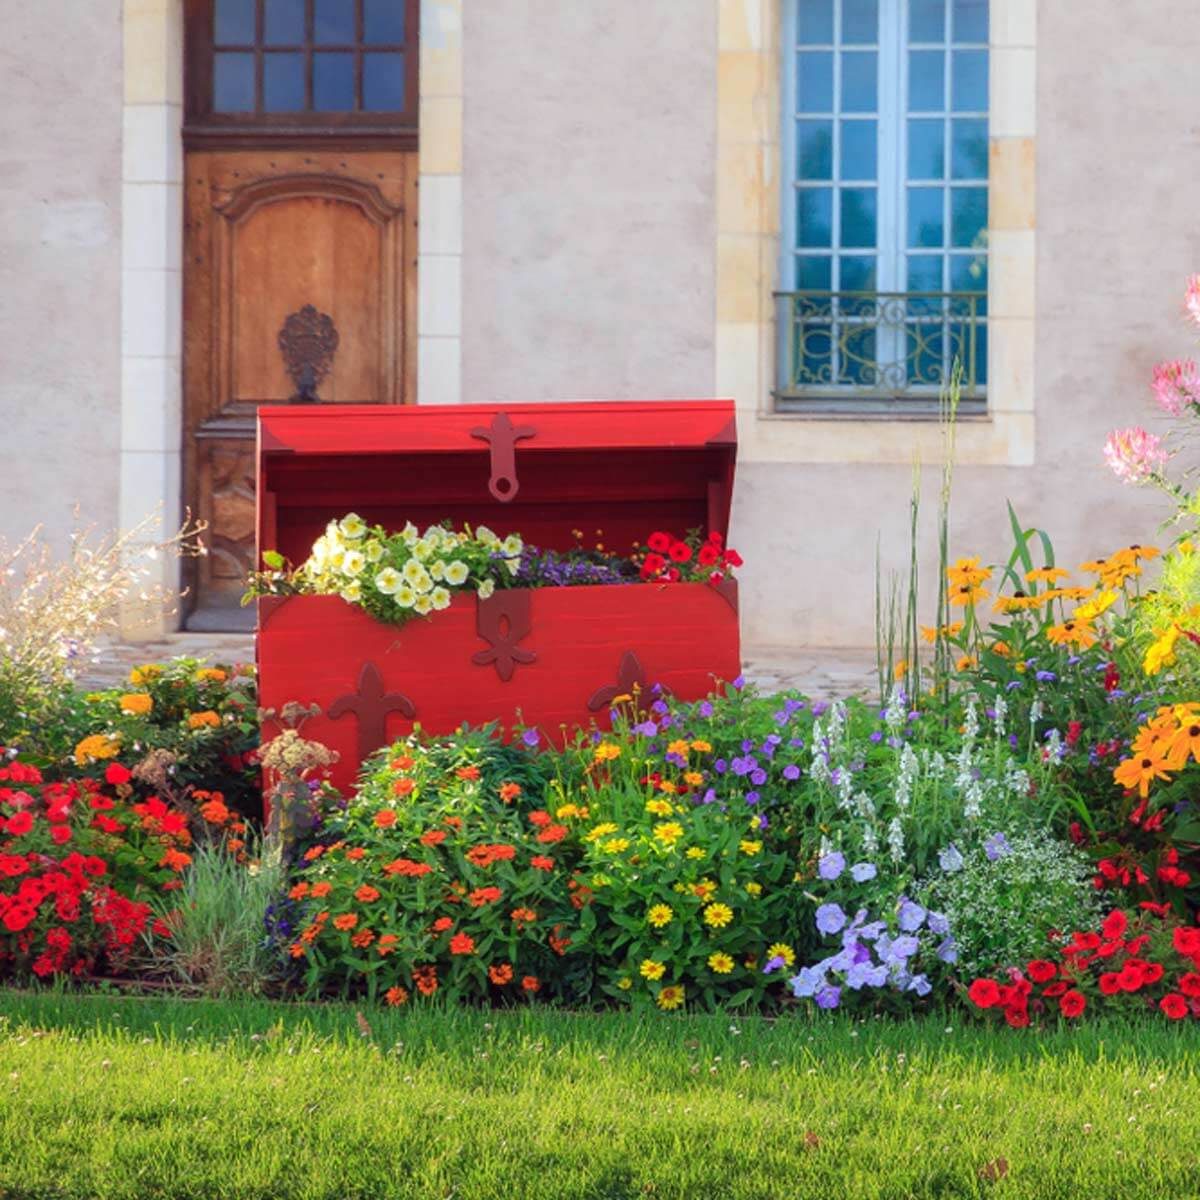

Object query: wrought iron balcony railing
[773,290,987,415]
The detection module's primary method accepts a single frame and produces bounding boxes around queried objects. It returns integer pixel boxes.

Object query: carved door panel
[182,148,417,623]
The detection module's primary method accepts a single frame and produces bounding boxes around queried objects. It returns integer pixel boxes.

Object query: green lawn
[0,994,1197,1199]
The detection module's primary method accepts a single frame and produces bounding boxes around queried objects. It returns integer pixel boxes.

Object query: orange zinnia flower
[530,855,555,871]
[355,884,381,903]
[420,829,447,846]
[468,886,503,907]
[432,916,454,932]
[392,778,415,797]
[499,782,522,803]
[390,755,415,771]
[449,932,476,955]
[289,882,310,900]
[385,985,409,1006]
[383,858,432,877]
[511,907,538,925]
[443,816,463,830]
[333,913,358,931]
[377,934,398,957]
[456,765,481,781]
[375,809,398,828]
[289,942,307,958]
[488,962,514,985]
[346,847,366,861]
[310,881,332,898]
[536,824,568,844]
[413,965,438,995]
[351,929,375,948]
[521,975,540,993]
[159,848,191,872]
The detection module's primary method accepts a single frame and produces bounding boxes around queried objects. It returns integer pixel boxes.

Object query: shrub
[286,729,580,1006]
[918,830,1100,976]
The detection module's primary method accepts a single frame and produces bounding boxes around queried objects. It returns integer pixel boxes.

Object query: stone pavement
[79,633,878,701]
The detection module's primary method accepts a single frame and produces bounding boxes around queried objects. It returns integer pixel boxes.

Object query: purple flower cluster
[790,880,954,1010]
[505,547,639,588]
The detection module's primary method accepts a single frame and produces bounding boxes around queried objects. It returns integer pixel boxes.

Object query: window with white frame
[777,0,988,412]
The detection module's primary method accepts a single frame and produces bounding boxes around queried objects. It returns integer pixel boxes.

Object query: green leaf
[262,550,285,569]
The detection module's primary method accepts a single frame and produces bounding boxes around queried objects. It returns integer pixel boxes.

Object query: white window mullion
[876,0,904,378]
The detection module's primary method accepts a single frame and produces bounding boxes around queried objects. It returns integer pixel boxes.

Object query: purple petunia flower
[744,791,760,805]
[1036,670,1057,683]
[782,763,801,781]
[907,974,932,997]
[633,721,658,738]
[818,852,846,881]
[926,910,950,935]
[699,701,714,718]
[763,955,786,974]
[732,674,745,690]
[897,899,926,932]
[850,862,877,883]
[815,902,847,935]
[522,728,540,749]
[936,937,958,964]
[750,768,767,786]
[814,985,841,1010]
[869,730,884,743]
[790,966,825,998]
[714,758,728,774]
[984,832,1012,861]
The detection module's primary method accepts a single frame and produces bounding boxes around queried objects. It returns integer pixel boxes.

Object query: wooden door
[181,0,420,626]
[182,149,417,623]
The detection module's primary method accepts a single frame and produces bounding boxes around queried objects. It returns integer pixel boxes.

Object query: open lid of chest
[257,399,737,564]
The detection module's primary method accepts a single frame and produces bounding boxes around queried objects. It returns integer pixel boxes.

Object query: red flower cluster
[640,531,743,587]
[967,910,1200,1027]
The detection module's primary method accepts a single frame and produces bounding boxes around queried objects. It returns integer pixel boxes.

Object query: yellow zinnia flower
[1144,626,1180,676]
[593,742,621,763]
[766,942,796,967]
[745,881,762,896]
[703,902,734,929]
[647,904,674,928]
[656,985,685,1011]
[653,822,684,845]
[667,739,690,758]
[601,837,630,854]
[639,959,666,981]
[617,977,633,991]
[738,839,762,855]
[707,952,735,974]
[686,847,706,860]
[119,693,152,716]
[584,823,620,842]
[645,798,674,817]
[690,740,712,753]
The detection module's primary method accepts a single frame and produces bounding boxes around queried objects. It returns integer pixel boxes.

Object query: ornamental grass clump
[918,829,1099,977]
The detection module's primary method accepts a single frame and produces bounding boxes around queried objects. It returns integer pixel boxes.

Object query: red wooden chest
[256,400,740,795]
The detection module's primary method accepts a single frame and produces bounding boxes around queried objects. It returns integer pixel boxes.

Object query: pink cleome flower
[1104,426,1168,484]
[1186,275,1200,329]
[1151,358,1200,417]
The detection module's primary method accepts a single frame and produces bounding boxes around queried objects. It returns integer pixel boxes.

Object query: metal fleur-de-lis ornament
[328,662,415,760]
[587,650,647,712]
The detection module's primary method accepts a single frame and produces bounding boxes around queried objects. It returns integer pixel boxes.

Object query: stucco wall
[733,0,1200,649]
[0,1,123,549]
[461,1,717,401]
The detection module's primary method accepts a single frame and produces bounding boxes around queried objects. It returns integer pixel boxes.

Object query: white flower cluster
[299,513,522,620]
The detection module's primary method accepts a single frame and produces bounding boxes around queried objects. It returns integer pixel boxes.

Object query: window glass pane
[364,0,407,43]
[840,327,876,384]
[214,52,256,111]
[951,118,988,179]
[909,0,945,42]
[840,51,877,112]
[797,51,834,111]
[363,51,405,110]
[952,50,988,111]
[840,119,876,179]
[907,254,943,291]
[214,0,255,44]
[264,0,305,44]
[907,187,944,247]
[908,50,944,110]
[798,0,834,44]
[839,254,876,291]
[797,256,833,290]
[797,188,833,247]
[907,119,944,180]
[263,52,306,110]
[840,187,877,247]
[974,324,988,384]
[950,187,987,246]
[314,51,356,110]
[315,0,356,43]
[950,254,986,294]
[798,120,834,179]
[952,0,989,42]
[842,0,878,44]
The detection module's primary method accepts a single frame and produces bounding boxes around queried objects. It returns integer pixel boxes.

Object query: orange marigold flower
[351,929,375,948]
[499,782,522,803]
[310,881,332,898]
[468,886,503,907]
[385,985,409,1007]
[420,829,447,847]
[530,855,555,871]
[432,916,454,932]
[355,884,381,903]
[488,962,514,985]
[160,848,191,872]
[536,824,568,844]
[449,932,476,955]
[187,710,221,730]
[332,913,358,931]
[289,882,310,900]
[375,809,398,828]
[521,975,540,993]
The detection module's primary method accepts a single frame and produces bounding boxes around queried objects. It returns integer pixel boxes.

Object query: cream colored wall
[460,0,717,401]
[0,2,123,551]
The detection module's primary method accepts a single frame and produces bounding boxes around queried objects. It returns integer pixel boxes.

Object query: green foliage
[918,830,1100,975]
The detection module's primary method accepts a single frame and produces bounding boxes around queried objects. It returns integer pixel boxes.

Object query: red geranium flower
[1059,990,1086,1018]
[1160,993,1189,1020]
[967,979,1000,1009]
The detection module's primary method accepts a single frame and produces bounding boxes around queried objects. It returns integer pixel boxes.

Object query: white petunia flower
[341,549,366,577]
[477,578,496,600]
[374,567,403,595]
[402,559,426,586]
[431,587,452,611]
[429,560,446,581]
[394,585,416,609]
[340,580,362,603]
[400,522,419,546]
[364,540,384,563]
[502,534,523,557]
[444,560,469,586]
[339,513,367,540]
[475,525,499,547]
[413,594,434,615]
